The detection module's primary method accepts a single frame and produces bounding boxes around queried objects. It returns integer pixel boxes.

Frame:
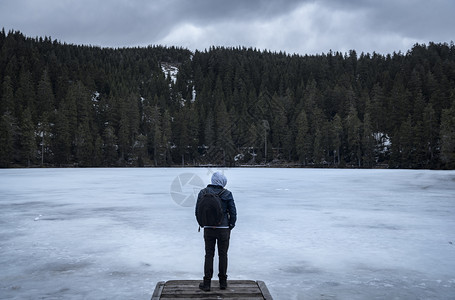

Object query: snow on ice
[0,168,454,299]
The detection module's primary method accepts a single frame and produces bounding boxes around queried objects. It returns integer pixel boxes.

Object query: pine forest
[1,30,455,169]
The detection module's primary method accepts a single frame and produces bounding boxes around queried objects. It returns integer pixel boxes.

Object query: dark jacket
[196,184,237,228]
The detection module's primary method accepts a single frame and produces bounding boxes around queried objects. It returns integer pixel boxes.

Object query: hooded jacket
[195,173,237,229]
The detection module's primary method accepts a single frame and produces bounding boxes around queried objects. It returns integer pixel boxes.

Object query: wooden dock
[151,280,273,299]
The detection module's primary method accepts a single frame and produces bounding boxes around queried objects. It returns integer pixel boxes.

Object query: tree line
[1,29,454,168]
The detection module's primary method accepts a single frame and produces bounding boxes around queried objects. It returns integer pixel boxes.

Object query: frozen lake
[1,168,454,299]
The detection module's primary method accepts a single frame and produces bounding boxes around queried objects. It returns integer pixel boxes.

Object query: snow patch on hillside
[161,63,178,84]
[160,62,197,106]
[191,86,196,102]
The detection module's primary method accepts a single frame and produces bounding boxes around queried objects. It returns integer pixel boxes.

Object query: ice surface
[1,168,454,299]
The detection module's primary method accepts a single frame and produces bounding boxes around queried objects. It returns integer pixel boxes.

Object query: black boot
[219,276,227,290]
[199,278,211,292]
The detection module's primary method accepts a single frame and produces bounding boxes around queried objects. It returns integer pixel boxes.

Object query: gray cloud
[1,0,453,54]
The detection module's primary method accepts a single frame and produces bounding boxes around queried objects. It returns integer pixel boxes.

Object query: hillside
[1,30,454,168]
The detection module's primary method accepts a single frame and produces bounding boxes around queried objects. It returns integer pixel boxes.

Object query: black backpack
[196,189,225,228]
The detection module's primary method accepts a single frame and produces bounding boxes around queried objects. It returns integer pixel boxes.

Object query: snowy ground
[0,168,454,300]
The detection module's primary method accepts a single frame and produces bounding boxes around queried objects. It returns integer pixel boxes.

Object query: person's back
[195,172,237,291]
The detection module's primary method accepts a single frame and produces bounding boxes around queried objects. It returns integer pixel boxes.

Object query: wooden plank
[161,290,263,298]
[164,280,258,285]
[151,281,165,300]
[257,281,273,300]
[162,287,262,293]
[162,281,259,289]
[162,298,264,300]
[161,291,263,297]
[152,280,272,300]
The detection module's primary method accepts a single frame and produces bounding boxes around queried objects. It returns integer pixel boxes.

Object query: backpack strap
[200,187,225,197]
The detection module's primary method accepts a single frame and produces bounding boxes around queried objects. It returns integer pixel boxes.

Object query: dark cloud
[320,0,455,43]
[1,0,453,54]
[181,0,304,21]
[366,0,455,42]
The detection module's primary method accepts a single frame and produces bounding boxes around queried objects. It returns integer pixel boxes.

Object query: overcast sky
[1,0,454,55]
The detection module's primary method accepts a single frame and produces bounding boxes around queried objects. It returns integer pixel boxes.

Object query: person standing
[195,171,237,291]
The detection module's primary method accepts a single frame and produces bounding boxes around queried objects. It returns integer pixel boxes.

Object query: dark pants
[203,228,230,280]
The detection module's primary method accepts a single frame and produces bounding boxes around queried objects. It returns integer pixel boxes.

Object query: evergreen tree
[310,108,325,165]
[36,69,55,117]
[215,99,234,165]
[127,95,140,145]
[75,120,94,166]
[370,83,386,132]
[103,125,118,166]
[295,109,310,165]
[53,109,71,165]
[161,109,173,165]
[313,128,324,165]
[331,114,343,165]
[118,106,130,164]
[362,111,375,167]
[142,104,161,163]
[245,122,261,164]
[132,134,148,166]
[37,112,52,166]
[93,134,104,166]
[440,101,455,168]
[422,103,438,167]
[204,112,215,149]
[271,96,291,160]
[187,104,200,162]
[20,108,37,166]
[0,112,16,167]
[345,105,362,166]
[397,116,414,168]
[1,75,14,114]
[362,98,375,167]
[174,108,190,165]
[153,120,162,166]
[15,69,36,121]
[388,75,410,132]
[60,101,76,161]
